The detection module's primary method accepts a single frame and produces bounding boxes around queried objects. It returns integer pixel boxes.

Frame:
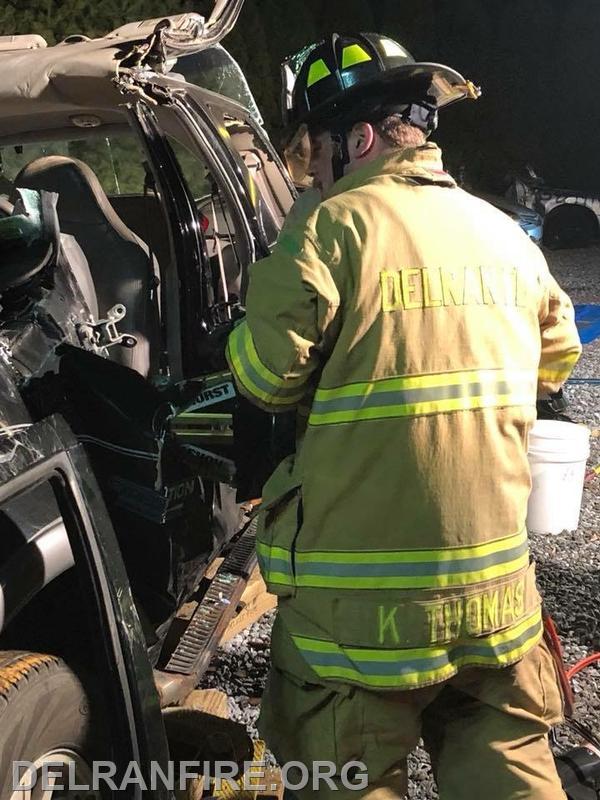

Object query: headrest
[13,155,144,245]
[14,155,116,227]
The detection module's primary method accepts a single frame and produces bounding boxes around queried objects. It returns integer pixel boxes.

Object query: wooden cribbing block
[183,688,229,719]
[221,567,277,643]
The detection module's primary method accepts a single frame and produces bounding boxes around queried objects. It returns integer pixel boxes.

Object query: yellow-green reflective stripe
[227,323,305,407]
[538,369,571,382]
[257,541,294,586]
[307,632,541,688]
[233,323,305,391]
[538,366,577,381]
[262,571,294,585]
[309,393,534,425]
[314,369,529,398]
[309,368,536,425]
[258,530,529,589]
[294,552,529,590]
[297,528,527,565]
[538,351,580,382]
[341,44,372,69]
[307,58,331,87]
[256,541,290,561]
[292,609,542,688]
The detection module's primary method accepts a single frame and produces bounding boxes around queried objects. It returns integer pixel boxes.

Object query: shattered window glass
[286,41,321,78]
[175,45,263,125]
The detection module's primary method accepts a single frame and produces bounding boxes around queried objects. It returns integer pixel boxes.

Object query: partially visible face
[308,130,335,193]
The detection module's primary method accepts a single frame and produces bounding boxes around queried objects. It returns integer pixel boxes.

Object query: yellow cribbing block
[210,740,267,799]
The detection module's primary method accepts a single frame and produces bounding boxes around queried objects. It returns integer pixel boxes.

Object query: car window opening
[0,124,246,370]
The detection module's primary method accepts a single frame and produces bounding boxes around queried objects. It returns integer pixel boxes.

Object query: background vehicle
[510,166,600,249]
[0,3,295,792]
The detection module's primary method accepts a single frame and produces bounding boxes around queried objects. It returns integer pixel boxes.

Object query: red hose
[566,652,600,681]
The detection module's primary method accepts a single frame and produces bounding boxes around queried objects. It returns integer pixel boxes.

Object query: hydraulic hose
[567,652,600,681]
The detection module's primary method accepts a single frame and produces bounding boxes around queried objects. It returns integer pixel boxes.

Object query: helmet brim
[296,62,475,132]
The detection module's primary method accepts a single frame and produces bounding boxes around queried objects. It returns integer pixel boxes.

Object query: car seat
[13,156,160,376]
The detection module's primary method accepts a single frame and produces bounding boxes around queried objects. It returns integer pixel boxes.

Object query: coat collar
[324,142,456,200]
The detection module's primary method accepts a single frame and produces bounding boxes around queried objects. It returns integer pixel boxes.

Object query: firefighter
[226,33,581,799]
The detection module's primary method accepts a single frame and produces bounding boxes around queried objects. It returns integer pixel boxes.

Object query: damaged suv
[0,2,295,793]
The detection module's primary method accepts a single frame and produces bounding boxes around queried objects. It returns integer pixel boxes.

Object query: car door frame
[127,87,270,381]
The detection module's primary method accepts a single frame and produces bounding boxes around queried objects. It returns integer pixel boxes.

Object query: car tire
[0,650,103,798]
[543,204,599,249]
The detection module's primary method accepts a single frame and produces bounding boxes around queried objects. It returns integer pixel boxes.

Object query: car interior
[15,155,161,376]
[0,116,250,379]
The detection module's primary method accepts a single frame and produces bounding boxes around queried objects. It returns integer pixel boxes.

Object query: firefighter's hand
[536,388,573,422]
[196,316,243,373]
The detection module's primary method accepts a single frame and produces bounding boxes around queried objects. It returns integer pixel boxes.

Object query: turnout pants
[258,624,566,800]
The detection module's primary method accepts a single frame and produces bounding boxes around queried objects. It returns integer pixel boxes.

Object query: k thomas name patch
[377,574,530,647]
[332,568,538,649]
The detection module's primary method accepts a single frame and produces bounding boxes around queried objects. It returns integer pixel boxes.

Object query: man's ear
[348,122,375,159]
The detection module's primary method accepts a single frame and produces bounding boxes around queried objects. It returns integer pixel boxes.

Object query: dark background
[1,0,598,192]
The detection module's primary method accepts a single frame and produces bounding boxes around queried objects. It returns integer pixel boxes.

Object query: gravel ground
[202,244,600,796]
[532,244,600,760]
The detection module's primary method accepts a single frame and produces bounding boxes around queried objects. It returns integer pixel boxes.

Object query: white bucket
[526,419,590,535]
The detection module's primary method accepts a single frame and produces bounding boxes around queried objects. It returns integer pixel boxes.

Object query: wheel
[0,651,102,799]
[543,204,599,249]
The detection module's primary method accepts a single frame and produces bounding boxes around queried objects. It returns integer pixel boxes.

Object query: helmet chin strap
[403,102,439,134]
[327,100,438,184]
[330,129,351,183]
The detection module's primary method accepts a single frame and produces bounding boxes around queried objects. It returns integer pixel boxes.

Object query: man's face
[308,131,335,193]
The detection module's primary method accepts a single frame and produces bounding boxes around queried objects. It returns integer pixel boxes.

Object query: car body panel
[0,412,171,795]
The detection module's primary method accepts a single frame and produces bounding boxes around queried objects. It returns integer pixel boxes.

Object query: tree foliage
[0,0,598,189]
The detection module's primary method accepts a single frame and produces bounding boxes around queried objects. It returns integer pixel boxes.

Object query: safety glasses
[282,124,347,187]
